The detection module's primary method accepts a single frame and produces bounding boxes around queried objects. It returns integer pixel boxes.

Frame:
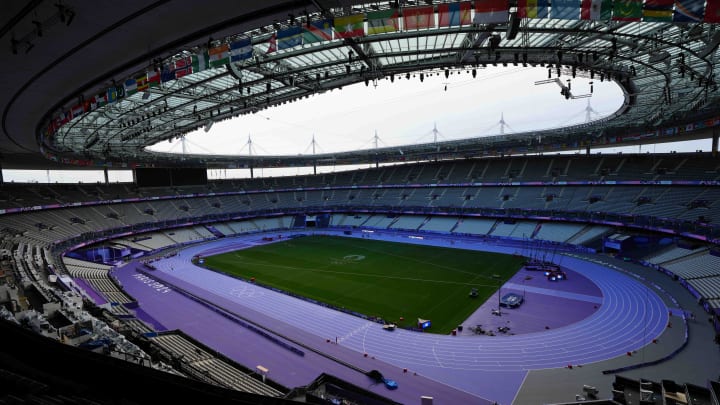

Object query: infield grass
[203,235,525,334]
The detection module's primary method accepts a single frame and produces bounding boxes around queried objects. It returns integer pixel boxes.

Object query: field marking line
[432,344,446,368]
[221,236,519,283]
[226,261,501,286]
[332,239,512,279]
[337,322,373,344]
[356,243,501,280]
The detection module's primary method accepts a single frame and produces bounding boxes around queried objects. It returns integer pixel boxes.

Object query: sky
[4,66,712,183]
[149,66,627,156]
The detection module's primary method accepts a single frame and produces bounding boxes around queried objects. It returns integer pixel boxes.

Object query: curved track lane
[143,234,669,402]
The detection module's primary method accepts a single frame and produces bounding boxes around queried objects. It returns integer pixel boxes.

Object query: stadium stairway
[205,225,226,238]
[531,223,542,239]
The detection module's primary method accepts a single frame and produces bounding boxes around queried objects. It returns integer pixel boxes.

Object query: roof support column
[713,127,719,158]
[104,167,109,184]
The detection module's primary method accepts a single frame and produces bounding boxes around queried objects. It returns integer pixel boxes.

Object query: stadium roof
[2,0,720,170]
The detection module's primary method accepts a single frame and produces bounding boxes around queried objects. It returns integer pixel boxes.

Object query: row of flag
[167,0,718,85]
[98,0,720,90]
[243,1,719,48]
[89,0,720,91]
[47,0,719,138]
[520,0,719,22]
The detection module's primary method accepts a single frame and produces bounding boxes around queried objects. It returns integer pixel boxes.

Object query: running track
[112,231,669,404]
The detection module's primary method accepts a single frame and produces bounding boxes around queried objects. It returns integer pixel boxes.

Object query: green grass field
[203,235,525,334]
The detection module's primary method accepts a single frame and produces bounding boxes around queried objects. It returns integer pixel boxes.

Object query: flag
[93,93,106,108]
[673,0,705,22]
[124,78,137,96]
[367,9,399,34]
[552,0,580,19]
[135,73,150,92]
[643,0,674,22]
[91,93,106,109]
[438,2,472,26]
[136,71,159,92]
[114,84,125,99]
[147,70,160,88]
[706,1,720,23]
[403,6,435,30]
[266,33,277,54]
[581,0,612,20]
[46,122,57,136]
[229,37,253,61]
[160,58,186,82]
[116,83,126,99]
[518,0,548,18]
[612,0,642,21]
[473,0,509,24]
[277,26,302,50]
[59,111,71,126]
[70,104,84,119]
[303,19,333,43]
[192,51,209,73]
[174,56,193,78]
[208,43,230,68]
[106,87,117,104]
[160,63,175,82]
[334,13,365,38]
[53,116,63,130]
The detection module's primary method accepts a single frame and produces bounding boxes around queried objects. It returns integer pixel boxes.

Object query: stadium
[1,1,720,404]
